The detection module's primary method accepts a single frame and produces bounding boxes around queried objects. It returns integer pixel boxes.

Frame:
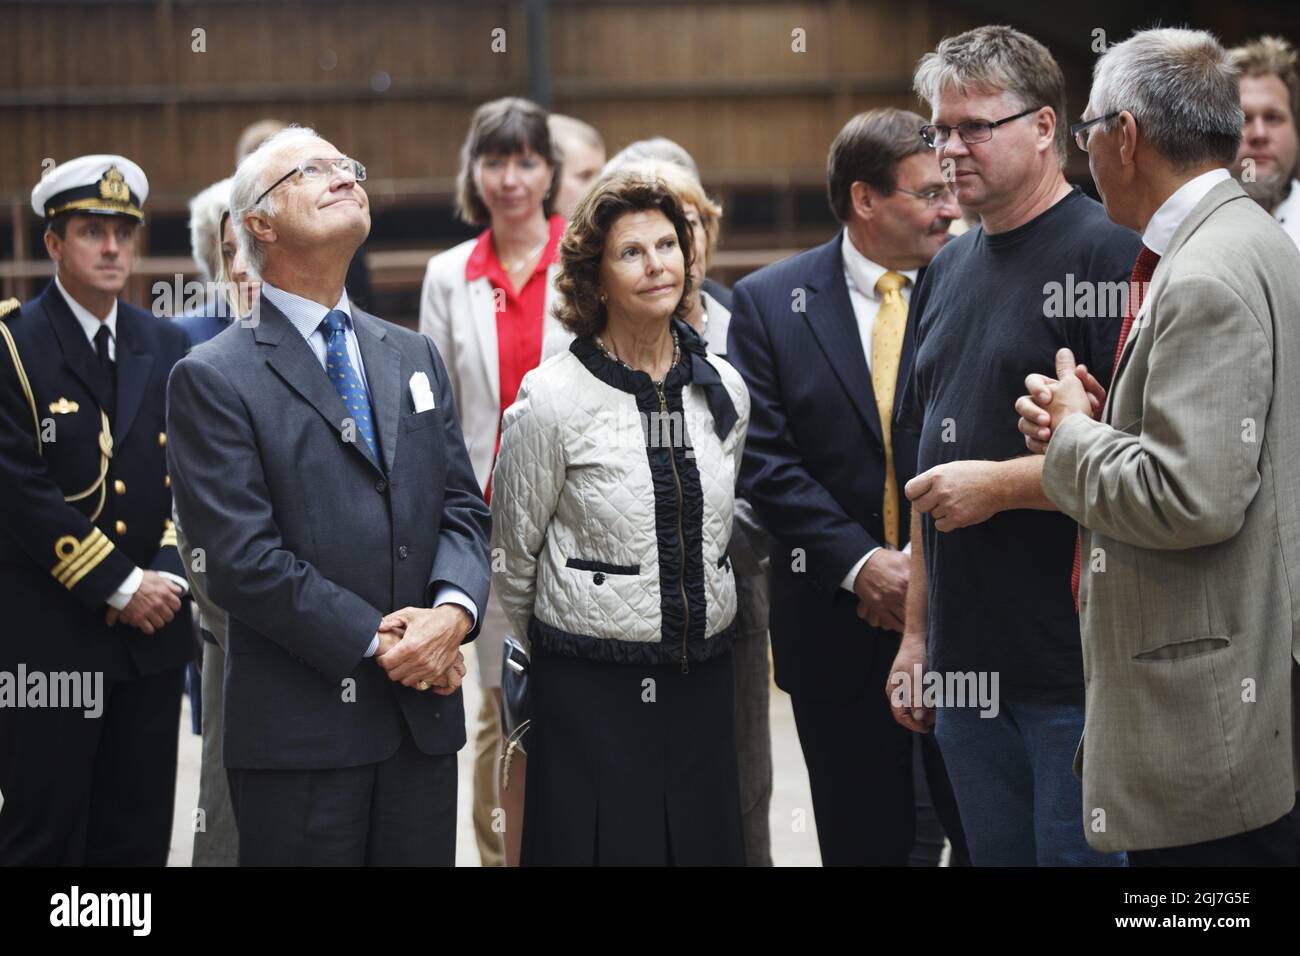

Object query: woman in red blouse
[419,97,571,867]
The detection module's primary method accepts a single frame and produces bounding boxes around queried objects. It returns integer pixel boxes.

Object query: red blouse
[465,214,565,501]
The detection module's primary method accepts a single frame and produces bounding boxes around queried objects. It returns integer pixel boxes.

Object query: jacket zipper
[658,381,690,674]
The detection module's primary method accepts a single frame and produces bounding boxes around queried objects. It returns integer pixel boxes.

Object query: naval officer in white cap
[0,155,195,864]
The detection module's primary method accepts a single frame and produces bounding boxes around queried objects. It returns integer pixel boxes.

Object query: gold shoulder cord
[0,299,114,520]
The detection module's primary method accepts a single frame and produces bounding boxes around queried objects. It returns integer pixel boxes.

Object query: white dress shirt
[53,276,190,608]
[1141,167,1231,255]
[837,233,917,594]
[260,282,479,657]
[1272,177,1300,249]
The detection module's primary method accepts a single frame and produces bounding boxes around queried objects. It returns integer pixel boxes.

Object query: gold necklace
[497,236,548,273]
[596,329,680,384]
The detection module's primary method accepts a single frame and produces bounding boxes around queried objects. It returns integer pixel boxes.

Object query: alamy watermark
[889,664,1000,718]
[0,664,103,718]
[1042,275,1151,319]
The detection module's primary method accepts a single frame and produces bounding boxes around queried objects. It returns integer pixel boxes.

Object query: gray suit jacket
[166,298,491,770]
[1043,178,1300,852]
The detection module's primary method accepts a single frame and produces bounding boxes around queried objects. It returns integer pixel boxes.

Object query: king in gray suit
[1019,28,1300,865]
[166,127,491,866]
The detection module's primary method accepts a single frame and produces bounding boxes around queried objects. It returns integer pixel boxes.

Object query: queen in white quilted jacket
[490,170,751,866]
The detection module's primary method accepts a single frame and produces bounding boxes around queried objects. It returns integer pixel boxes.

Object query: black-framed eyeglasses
[1070,112,1122,152]
[254,157,367,206]
[919,106,1043,149]
[894,185,957,208]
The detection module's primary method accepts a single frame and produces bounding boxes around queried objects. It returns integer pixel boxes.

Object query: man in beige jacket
[1018,27,1300,864]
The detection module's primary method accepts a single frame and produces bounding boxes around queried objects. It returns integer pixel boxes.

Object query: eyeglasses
[1070,112,1121,152]
[254,157,367,206]
[894,185,957,208]
[918,106,1043,149]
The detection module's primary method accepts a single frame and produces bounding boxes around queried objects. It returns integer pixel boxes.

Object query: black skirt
[520,642,745,866]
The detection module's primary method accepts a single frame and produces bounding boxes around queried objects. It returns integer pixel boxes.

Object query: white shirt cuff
[158,571,190,596]
[107,566,143,610]
[841,549,878,593]
[433,585,478,628]
[365,634,380,658]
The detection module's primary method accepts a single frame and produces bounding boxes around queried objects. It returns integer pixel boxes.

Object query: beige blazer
[1043,178,1300,852]
[418,238,572,494]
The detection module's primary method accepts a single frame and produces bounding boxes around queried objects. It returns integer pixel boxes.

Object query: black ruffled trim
[568,323,713,669]
[529,615,737,666]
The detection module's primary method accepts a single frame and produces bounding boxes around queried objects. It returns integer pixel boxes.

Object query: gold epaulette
[0,298,113,520]
[0,299,39,449]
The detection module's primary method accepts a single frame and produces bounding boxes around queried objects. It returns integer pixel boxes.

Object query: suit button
[115,520,127,535]
[592,572,605,585]
[398,545,409,559]
[114,479,126,495]
[158,431,167,447]
[375,479,388,494]
[164,475,171,489]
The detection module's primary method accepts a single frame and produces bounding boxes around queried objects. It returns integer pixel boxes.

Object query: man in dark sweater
[889,26,1139,866]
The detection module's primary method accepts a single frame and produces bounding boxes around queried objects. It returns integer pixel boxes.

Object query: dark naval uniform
[0,168,194,862]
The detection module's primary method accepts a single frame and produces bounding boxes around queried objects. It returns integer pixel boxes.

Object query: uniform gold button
[164,475,171,488]
[158,432,167,447]
[115,520,127,535]
[114,479,126,495]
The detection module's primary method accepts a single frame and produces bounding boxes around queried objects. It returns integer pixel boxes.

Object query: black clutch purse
[500,636,531,790]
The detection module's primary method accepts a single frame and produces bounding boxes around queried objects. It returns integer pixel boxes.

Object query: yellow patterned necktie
[871,271,908,548]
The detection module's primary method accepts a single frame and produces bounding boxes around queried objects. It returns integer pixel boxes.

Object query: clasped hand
[375,604,471,695]
[1014,348,1106,454]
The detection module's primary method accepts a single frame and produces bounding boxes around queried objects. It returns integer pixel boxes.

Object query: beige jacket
[418,238,571,493]
[1043,178,1300,852]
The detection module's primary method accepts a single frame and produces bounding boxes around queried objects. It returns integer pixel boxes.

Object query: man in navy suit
[167,127,490,865]
[0,155,193,864]
[728,109,967,866]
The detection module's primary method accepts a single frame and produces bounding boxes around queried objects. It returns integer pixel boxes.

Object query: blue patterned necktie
[321,309,378,460]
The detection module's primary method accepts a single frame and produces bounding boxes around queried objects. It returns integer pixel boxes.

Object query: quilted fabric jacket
[491,321,751,669]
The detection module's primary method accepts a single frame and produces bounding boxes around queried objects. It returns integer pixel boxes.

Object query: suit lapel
[256,296,383,475]
[467,276,500,404]
[802,236,883,448]
[1105,179,1249,415]
[39,283,115,413]
[892,264,922,423]
[112,308,152,444]
[353,310,401,474]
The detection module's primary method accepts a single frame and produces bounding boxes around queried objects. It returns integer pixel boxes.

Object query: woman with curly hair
[490,169,751,865]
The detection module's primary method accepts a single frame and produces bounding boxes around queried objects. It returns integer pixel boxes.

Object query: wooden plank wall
[2,0,1295,308]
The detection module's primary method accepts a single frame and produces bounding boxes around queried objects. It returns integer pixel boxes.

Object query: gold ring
[417,680,430,692]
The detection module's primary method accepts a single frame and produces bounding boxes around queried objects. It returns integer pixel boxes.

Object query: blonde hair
[1230,35,1300,122]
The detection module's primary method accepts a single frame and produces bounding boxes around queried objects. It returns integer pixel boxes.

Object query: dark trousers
[791,685,969,867]
[0,664,184,865]
[227,723,457,866]
[1129,797,1300,866]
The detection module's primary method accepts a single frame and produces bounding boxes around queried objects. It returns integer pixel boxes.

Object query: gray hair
[603,137,700,180]
[913,25,1069,167]
[229,125,319,278]
[187,177,232,283]
[1090,28,1243,168]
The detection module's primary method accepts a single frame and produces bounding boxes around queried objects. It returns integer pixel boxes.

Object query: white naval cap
[31,154,149,222]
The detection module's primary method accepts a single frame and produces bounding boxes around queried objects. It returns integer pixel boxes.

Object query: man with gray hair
[1018,27,1300,865]
[166,127,491,864]
[889,25,1137,866]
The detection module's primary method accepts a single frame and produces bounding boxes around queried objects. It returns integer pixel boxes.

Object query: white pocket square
[409,372,436,413]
